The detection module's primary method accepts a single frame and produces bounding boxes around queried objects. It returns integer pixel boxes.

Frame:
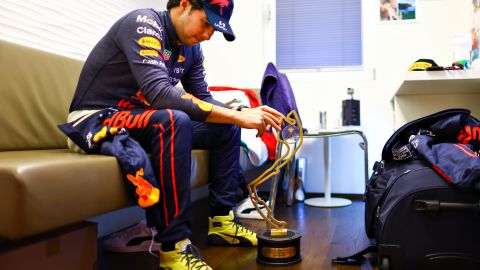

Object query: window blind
[276,0,362,69]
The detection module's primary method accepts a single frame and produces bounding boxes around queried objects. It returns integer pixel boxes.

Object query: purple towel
[260,62,302,122]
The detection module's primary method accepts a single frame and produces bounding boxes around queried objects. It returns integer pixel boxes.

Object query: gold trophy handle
[247,110,303,232]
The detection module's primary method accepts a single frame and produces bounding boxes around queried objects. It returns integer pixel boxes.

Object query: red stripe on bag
[432,164,453,183]
[453,143,479,158]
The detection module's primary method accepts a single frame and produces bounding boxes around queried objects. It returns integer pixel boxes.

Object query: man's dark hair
[167,0,203,10]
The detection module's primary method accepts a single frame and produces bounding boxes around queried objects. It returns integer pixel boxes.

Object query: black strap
[331,245,378,265]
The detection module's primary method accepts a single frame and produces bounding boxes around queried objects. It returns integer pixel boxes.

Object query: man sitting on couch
[61,0,283,269]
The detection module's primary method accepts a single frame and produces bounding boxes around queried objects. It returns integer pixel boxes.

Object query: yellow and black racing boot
[207,210,257,246]
[159,239,212,270]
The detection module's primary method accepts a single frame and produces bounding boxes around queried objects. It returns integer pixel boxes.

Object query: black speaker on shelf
[342,88,360,126]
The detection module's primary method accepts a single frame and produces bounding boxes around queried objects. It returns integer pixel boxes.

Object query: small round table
[303,130,367,208]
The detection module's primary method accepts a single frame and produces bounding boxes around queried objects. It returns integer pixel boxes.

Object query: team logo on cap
[210,0,230,15]
[215,21,227,31]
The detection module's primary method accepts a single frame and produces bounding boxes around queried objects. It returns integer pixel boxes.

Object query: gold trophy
[247,110,303,265]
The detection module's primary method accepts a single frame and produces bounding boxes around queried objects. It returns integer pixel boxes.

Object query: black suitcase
[334,109,480,269]
[370,158,480,270]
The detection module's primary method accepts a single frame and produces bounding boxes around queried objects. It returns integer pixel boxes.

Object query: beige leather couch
[0,39,210,242]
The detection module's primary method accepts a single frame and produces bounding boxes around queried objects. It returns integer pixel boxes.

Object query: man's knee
[150,110,192,132]
[230,124,241,139]
[220,124,241,142]
[170,110,192,129]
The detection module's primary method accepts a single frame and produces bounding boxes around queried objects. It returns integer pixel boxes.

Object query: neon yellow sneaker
[159,239,212,270]
[207,210,257,246]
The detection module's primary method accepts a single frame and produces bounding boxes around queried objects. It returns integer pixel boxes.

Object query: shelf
[392,69,480,128]
[395,69,480,96]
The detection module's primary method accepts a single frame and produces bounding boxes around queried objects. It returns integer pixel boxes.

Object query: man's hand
[235,106,283,137]
[206,105,284,137]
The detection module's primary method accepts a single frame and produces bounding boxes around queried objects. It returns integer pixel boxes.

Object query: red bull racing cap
[408,59,440,71]
[202,0,235,41]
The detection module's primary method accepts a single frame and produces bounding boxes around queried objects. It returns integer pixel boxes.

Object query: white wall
[201,1,270,88]
[0,0,166,60]
[0,0,474,167]
[203,0,475,167]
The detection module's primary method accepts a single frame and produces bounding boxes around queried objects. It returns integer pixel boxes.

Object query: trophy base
[256,229,302,266]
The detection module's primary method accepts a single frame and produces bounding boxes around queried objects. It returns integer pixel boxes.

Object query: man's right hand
[205,105,284,137]
[234,106,283,137]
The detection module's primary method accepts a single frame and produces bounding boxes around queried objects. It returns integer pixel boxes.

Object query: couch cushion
[0,149,208,241]
[0,39,83,151]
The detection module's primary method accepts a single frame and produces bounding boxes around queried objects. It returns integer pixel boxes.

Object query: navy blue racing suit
[61,9,240,243]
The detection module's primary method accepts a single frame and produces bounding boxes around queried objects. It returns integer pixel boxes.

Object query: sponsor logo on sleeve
[136,15,163,32]
[181,93,213,112]
[142,58,166,68]
[138,36,162,50]
[139,49,159,57]
[131,89,151,106]
[173,67,184,74]
[137,26,162,40]
[161,49,172,61]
